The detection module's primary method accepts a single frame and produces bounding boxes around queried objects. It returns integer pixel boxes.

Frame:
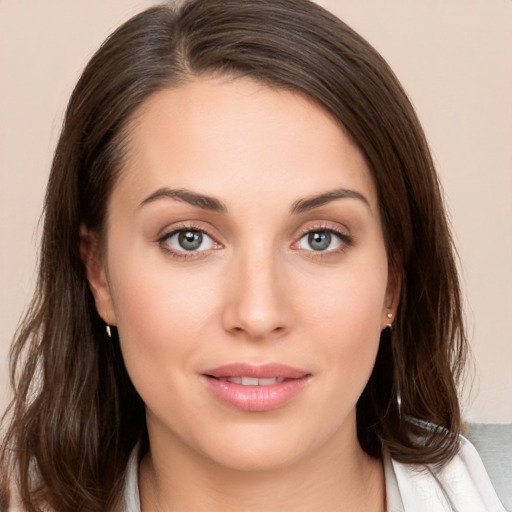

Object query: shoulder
[385,423,511,512]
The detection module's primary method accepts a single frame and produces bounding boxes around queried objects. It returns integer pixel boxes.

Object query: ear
[382,256,402,329]
[79,224,117,326]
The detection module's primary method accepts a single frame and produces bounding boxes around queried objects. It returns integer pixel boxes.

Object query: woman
[0,0,506,510]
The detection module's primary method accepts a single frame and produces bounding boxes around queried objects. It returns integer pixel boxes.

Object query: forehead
[114,77,378,211]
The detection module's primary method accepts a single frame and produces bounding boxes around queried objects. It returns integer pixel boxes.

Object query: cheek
[297,259,388,339]
[113,271,211,341]
[311,284,383,379]
[108,234,219,337]
[106,255,220,396]
[295,252,388,385]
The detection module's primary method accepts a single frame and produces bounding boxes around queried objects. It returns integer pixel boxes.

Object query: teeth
[241,376,259,386]
[218,376,285,386]
[258,377,282,386]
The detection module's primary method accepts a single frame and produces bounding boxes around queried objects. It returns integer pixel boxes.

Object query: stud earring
[386,312,393,329]
[106,325,112,338]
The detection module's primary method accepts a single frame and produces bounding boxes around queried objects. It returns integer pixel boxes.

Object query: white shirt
[122,435,507,512]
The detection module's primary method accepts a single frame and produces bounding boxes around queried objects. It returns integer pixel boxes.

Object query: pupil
[308,231,331,251]
[178,230,202,251]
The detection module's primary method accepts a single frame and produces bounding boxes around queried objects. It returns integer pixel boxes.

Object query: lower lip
[202,376,310,412]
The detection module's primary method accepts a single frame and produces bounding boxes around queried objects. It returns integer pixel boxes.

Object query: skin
[82,77,399,511]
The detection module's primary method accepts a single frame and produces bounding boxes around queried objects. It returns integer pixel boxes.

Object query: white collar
[383,435,506,512]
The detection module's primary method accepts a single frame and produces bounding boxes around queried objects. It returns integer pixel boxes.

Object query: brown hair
[0,0,467,509]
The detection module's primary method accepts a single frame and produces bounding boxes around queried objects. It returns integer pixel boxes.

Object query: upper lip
[203,363,310,380]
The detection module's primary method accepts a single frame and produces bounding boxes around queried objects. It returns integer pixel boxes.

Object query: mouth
[214,376,286,386]
[201,363,311,412]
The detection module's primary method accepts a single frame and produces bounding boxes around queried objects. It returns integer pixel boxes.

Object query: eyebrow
[138,186,370,214]
[138,187,227,212]
[290,188,370,214]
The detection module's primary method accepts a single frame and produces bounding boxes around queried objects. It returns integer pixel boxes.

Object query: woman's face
[86,77,399,471]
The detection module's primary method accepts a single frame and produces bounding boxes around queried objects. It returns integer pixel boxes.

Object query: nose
[221,247,292,341]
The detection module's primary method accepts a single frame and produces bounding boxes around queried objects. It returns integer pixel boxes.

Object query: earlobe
[382,258,402,329]
[79,224,117,326]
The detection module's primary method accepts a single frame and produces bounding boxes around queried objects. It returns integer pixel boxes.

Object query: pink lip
[201,363,311,412]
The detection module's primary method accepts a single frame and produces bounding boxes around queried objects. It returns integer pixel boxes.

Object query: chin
[204,439,304,473]
[187,418,331,473]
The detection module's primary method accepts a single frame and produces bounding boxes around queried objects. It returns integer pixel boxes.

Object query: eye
[295,229,348,252]
[161,229,218,253]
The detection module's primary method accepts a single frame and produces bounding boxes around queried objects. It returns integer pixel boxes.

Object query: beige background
[1,0,511,422]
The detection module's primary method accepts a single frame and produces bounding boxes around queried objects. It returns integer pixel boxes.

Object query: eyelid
[291,222,353,255]
[156,222,223,259]
[156,218,227,242]
[294,221,351,240]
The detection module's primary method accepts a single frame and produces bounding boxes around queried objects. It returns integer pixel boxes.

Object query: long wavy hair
[1,0,467,510]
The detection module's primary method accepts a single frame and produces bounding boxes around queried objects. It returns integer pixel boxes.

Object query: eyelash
[157,223,353,260]
[157,223,220,261]
[293,224,353,258]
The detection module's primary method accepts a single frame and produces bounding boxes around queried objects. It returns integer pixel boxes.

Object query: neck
[139,426,385,512]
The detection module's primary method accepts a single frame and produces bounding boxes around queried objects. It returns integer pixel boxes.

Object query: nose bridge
[223,239,290,339]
